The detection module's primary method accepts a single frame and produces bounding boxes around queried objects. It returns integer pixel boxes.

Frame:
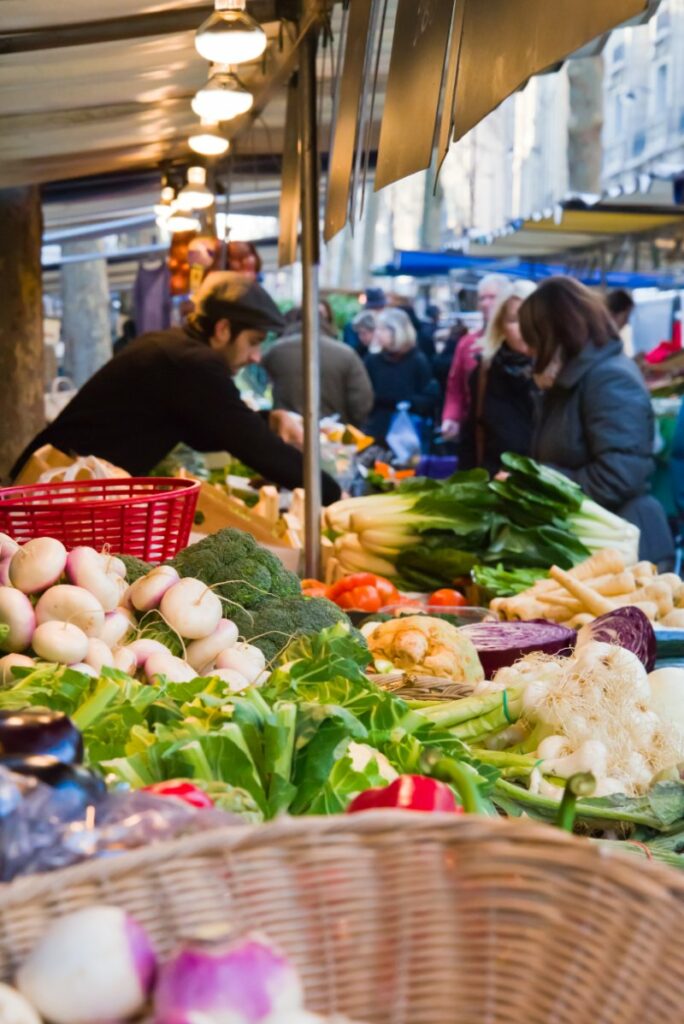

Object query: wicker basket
[0,813,683,1024]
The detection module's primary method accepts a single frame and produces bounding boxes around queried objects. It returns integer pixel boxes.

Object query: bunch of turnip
[0,535,267,693]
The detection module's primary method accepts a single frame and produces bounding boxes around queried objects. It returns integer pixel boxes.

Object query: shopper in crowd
[319,298,336,332]
[344,311,377,358]
[343,287,386,352]
[519,276,674,567]
[363,309,440,443]
[606,288,635,331]
[462,280,537,473]
[433,320,469,393]
[389,294,435,360]
[12,273,342,504]
[262,307,373,427]
[441,274,510,443]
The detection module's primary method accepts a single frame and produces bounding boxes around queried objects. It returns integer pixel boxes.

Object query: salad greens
[0,627,496,822]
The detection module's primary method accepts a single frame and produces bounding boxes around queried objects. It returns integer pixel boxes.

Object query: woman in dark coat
[363,309,440,444]
[518,276,674,568]
[462,280,537,473]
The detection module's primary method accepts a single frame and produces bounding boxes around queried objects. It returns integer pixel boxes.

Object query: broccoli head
[169,528,300,611]
[229,594,358,662]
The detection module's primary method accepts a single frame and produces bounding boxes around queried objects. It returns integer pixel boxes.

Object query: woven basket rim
[2,811,682,907]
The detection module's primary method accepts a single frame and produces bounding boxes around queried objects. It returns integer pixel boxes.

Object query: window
[633,131,646,157]
[656,7,672,38]
[611,40,626,66]
[655,62,670,111]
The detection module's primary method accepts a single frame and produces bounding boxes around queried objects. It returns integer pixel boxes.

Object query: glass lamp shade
[179,166,215,210]
[195,1,267,65]
[166,202,201,233]
[191,69,253,121]
[189,121,230,156]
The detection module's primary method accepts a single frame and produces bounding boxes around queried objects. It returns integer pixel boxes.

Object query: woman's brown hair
[518,276,616,373]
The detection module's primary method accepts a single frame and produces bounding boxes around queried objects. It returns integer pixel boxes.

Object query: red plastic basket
[0,478,201,561]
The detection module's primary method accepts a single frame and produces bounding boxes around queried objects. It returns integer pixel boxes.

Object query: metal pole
[299,16,322,579]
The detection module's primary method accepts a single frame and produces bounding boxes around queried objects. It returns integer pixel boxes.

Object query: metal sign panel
[375,0,457,192]
[452,0,650,141]
[324,0,375,242]
[278,75,301,269]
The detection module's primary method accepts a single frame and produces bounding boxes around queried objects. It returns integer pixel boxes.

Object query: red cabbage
[576,606,656,672]
[460,619,575,678]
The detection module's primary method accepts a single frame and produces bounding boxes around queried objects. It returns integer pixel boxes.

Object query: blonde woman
[462,279,537,473]
[363,308,440,443]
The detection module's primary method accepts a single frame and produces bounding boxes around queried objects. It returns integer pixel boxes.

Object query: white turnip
[0,654,35,686]
[0,983,41,1024]
[0,588,35,653]
[125,638,171,669]
[100,608,136,649]
[145,652,196,683]
[215,642,266,683]
[127,565,179,613]
[35,585,105,638]
[160,578,222,640]
[186,618,238,673]
[102,553,127,578]
[0,556,11,587]
[17,905,156,1024]
[211,667,251,692]
[154,933,302,1024]
[0,533,19,560]
[9,537,67,595]
[84,638,114,673]
[32,622,89,665]
[66,547,125,612]
[113,646,138,675]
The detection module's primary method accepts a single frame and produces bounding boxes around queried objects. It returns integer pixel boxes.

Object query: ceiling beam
[0,2,281,56]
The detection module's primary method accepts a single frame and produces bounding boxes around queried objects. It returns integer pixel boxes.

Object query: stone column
[61,238,112,388]
[0,187,45,479]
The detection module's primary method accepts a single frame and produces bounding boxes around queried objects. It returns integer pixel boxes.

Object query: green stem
[470,749,537,769]
[71,679,120,731]
[555,773,596,832]
[494,779,663,830]
[420,750,487,814]
[420,687,522,729]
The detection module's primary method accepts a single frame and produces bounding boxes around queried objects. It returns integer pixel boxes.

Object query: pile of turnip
[0,534,267,693]
[5,904,349,1024]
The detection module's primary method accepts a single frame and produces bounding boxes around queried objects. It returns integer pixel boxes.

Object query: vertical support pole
[299,18,322,579]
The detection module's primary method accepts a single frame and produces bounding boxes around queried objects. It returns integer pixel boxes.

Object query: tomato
[328,573,377,600]
[373,577,400,603]
[336,586,383,612]
[347,776,463,814]
[428,588,467,608]
[301,578,328,599]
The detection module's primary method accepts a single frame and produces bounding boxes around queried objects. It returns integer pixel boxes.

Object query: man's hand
[441,419,460,441]
[269,409,304,449]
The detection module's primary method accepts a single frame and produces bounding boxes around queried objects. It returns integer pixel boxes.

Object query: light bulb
[195,0,267,65]
[189,120,230,156]
[166,201,201,233]
[179,166,215,210]
[192,67,253,121]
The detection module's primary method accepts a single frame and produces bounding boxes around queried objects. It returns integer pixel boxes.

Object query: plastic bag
[0,769,239,883]
[386,402,422,464]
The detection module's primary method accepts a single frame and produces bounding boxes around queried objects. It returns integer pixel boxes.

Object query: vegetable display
[493,548,684,628]
[324,456,637,591]
[458,620,575,678]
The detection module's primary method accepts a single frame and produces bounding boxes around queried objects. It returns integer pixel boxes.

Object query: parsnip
[660,608,684,628]
[549,566,614,617]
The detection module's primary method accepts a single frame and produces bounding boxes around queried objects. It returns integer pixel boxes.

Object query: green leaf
[500,453,583,512]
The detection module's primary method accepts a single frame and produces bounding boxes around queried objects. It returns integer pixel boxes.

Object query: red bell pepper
[142,780,214,809]
[346,775,462,814]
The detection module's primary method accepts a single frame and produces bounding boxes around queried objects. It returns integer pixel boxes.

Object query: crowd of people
[262,276,673,566]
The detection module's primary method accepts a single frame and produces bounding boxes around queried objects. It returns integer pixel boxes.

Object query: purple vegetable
[154,933,303,1024]
[460,619,575,678]
[0,709,83,765]
[576,605,656,672]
